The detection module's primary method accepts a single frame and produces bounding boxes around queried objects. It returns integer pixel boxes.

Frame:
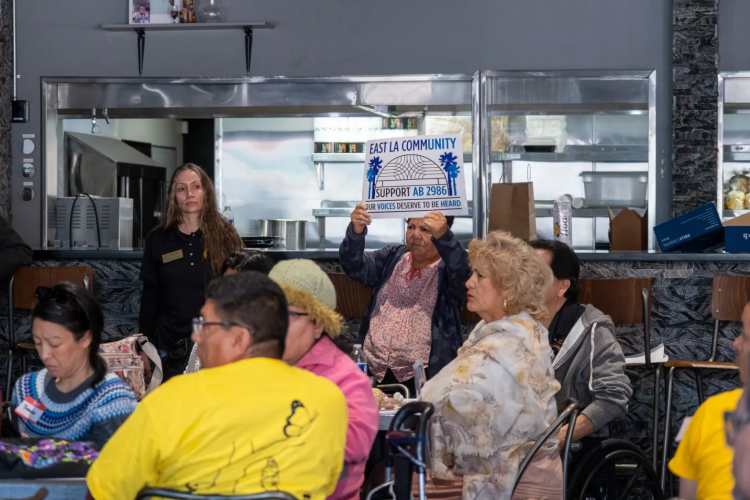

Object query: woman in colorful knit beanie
[12,283,137,444]
[270,259,379,500]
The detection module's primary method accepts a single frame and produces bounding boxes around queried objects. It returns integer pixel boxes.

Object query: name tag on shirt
[162,249,184,263]
[15,396,46,423]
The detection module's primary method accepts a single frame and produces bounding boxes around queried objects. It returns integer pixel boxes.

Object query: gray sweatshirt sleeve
[581,325,633,432]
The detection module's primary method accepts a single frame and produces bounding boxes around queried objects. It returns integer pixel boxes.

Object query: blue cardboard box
[724,212,750,253]
[653,203,724,253]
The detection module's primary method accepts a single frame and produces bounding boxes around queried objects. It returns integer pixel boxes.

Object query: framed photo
[129,0,151,24]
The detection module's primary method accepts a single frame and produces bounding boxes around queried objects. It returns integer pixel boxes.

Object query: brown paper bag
[488,182,537,242]
[609,208,648,251]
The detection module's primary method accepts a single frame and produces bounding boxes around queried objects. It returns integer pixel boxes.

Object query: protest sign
[361,133,468,219]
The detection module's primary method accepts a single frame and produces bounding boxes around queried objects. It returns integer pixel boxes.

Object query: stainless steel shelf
[312,208,355,217]
[535,207,646,218]
[312,206,640,218]
[312,153,365,163]
[312,153,480,163]
[501,152,648,163]
[724,152,750,162]
[311,151,647,164]
[724,209,750,218]
[313,207,473,217]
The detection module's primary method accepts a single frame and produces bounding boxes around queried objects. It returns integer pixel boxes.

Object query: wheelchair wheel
[568,439,664,500]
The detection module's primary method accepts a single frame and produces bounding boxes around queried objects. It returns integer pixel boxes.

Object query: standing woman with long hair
[139,163,242,379]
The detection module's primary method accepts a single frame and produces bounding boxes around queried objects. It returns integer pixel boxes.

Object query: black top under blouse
[139,226,213,351]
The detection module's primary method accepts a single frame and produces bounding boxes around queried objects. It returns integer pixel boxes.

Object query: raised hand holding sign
[361,134,468,219]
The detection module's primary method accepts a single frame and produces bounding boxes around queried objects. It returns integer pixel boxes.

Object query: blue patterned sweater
[12,369,137,443]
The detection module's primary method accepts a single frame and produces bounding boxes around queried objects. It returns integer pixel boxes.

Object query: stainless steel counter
[33,249,750,262]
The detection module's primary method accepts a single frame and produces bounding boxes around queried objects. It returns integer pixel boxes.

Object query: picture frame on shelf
[129,0,151,24]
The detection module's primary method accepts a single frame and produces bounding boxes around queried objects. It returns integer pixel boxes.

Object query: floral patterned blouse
[421,313,561,500]
[364,252,440,382]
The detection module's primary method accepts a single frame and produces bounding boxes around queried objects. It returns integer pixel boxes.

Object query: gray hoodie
[552,304,632,438]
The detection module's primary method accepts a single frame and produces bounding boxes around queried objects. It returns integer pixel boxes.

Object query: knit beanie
[269,259,343,338]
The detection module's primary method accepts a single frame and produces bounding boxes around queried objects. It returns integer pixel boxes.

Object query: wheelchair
[366,401,433,500]
[566,439,664,500]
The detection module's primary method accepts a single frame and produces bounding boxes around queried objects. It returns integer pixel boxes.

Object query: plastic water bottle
[351,344,367,375]
[222,206,234,226]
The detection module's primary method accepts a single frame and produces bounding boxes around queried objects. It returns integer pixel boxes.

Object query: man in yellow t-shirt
[87,272,348,500]
[731,386,750,500]
[668,302,750,500]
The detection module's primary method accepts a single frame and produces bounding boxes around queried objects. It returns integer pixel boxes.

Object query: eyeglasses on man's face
[191,317,254,337]
[724,410,750,447]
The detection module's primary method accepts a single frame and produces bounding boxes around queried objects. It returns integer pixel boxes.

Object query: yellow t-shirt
[668,388,742,500]
[87,358,348,500]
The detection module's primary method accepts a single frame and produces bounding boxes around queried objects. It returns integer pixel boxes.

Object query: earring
[503,299,507,309]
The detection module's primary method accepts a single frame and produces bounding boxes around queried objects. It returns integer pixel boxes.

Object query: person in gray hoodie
[530,240,632,454]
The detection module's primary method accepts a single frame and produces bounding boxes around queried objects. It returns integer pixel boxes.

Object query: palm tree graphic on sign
[366,156,383,199]
[439,152,460,196]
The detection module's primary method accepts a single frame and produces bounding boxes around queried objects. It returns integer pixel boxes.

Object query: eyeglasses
[289,311,309,318]
[724,410,750,447]
[191,317,254,336]
[35,286,84,314]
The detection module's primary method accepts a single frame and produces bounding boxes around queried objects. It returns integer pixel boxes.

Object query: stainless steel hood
[65,132,163,196]
[63,132,167,249]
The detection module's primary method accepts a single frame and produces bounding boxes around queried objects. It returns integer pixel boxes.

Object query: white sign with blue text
[361,133,468,219]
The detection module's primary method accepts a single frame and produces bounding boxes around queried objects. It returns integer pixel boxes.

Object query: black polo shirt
[139,226,213,351]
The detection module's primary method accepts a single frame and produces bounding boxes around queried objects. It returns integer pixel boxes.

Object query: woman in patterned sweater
[12,283,137,444]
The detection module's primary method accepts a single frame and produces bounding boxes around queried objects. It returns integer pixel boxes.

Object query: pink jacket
[297,336,380,500]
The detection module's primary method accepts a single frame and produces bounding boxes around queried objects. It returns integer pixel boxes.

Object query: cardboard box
[724,212,750,253]
[653,203,724,253]
[609,208,648,251]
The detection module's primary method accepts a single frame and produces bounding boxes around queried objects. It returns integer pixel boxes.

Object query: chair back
[513,399,579,499]
[136,490,296,500]
[327,273,373,319]
[580,278,654,368]
[385,402,435,500]
[326,272,479,323]
[712,275,750,321]
[11,266,94,310]
[579,278,652,325]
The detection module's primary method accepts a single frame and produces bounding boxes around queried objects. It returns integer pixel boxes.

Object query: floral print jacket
[421,313,561,500]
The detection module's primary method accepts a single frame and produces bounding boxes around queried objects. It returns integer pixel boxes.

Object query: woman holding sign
[139,163,243,380]
[12,283,137,444]
[339,205,471,393]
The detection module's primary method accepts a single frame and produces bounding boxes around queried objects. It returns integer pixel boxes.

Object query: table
[379,412,395,431]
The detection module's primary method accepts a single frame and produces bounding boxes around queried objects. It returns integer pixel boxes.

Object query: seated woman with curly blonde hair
[421,231,562,500]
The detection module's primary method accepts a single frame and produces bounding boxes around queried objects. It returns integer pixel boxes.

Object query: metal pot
[259,219,307,250]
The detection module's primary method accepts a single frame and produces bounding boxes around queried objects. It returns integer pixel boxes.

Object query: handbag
[99,334,163,400]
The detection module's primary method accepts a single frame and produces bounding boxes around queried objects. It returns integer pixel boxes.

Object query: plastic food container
[579,171,648,208]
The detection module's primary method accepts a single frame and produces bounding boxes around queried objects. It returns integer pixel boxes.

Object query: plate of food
[373,389,418,413]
